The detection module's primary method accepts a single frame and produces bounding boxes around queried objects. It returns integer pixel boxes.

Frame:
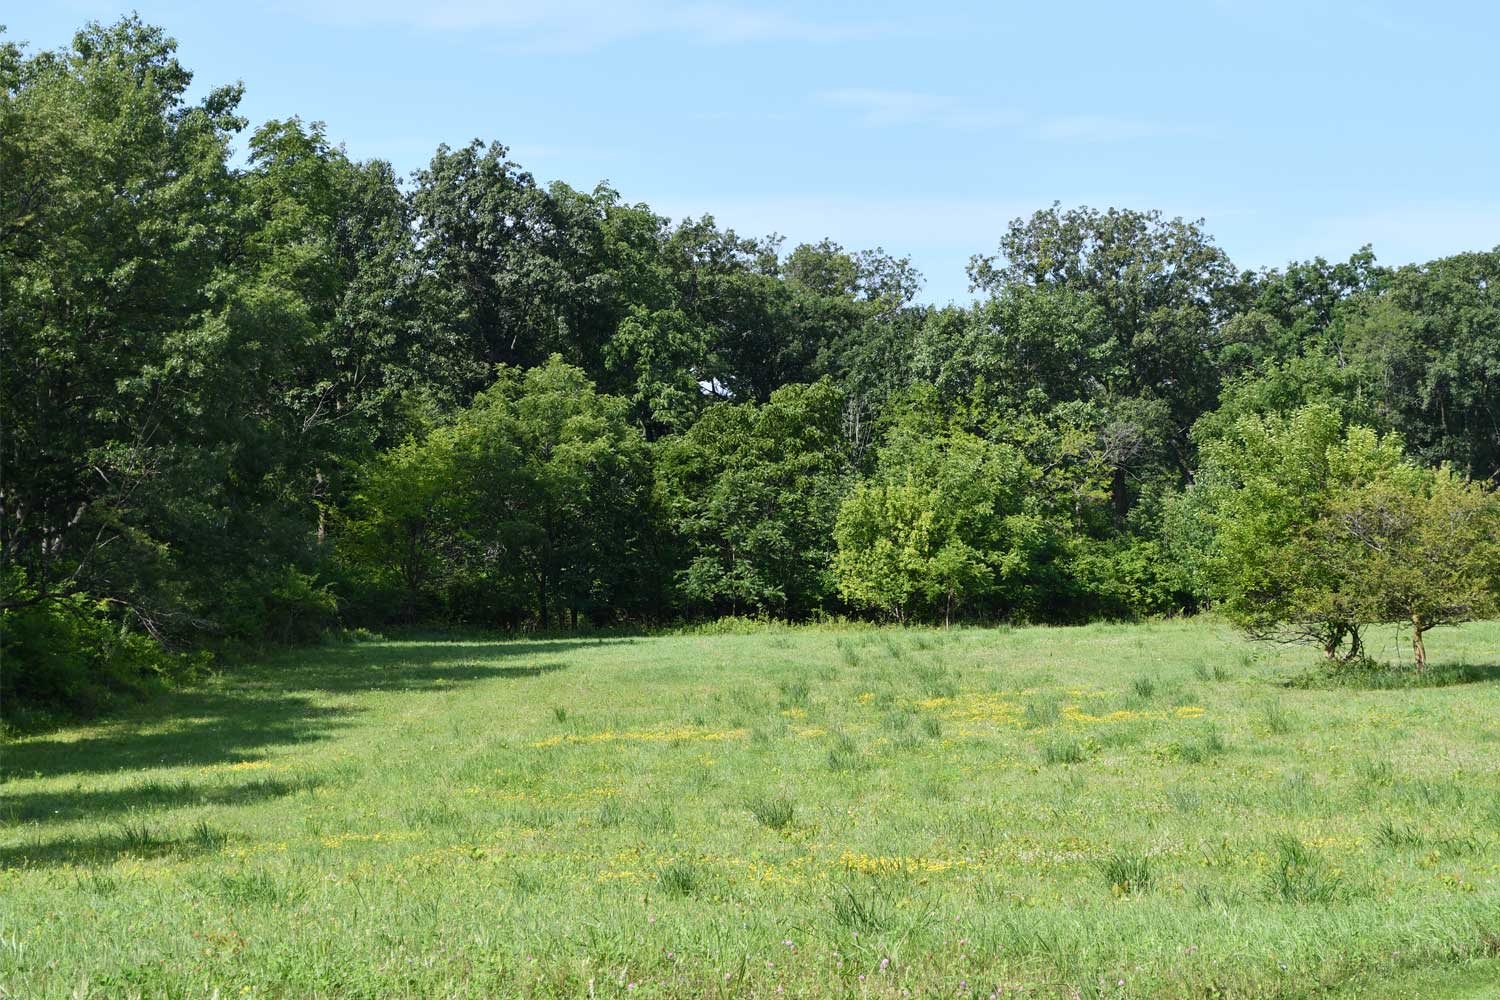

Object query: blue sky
[12,1,1500,304]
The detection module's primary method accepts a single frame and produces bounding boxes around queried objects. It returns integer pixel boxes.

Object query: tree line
[4,18,1498,716]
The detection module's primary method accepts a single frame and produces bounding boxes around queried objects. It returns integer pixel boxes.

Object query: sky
[11,1,1500,304]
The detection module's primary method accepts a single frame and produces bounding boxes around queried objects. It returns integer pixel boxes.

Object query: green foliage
[1177,402,1500,667]
[1316,465,1500,669]
[223,567,340,646]
[5,13,1499,721]
[656,379,850,618]
[0,572,205,721]
[1174,405,1395,660]
[833,408,1061,623]
[1063,537,1192,618]
[337,357,657,627]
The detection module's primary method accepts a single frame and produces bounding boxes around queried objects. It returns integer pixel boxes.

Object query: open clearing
[3,620,1499,998]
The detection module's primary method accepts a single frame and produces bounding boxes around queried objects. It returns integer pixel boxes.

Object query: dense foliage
[4,18,1498,714]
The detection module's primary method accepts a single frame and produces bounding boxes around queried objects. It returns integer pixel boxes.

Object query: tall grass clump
[1265,835,1342,903]
[831,883,896,933]
[777,677,810,709]
[1023,694,1061,728]
[1171,725,1228,763]
[745,793,795,831]
[1095,850,1154,895]
[658,859,703,897]
[826,731,864,771]
[1262,698,1297,734]
[1040,734,1091,766]
[113,816,160,853]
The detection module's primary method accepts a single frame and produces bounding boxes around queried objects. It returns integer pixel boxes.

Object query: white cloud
[1036,115,1177,142]
[816,88,1023,129]
[292,0,888,51]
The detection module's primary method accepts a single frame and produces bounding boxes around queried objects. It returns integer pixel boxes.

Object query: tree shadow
[2,774,320,825]
[1284,661,1500,690]
[1,690,356,780]
[2,637,596,782]
[0,827,217,870]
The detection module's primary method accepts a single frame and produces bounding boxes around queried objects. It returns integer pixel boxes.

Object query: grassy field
[3,620,1499,999]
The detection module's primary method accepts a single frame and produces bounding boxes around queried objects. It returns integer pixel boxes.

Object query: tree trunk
[1111,466,1130,521]
[1345,627,1363,665]
[538,576,549,630]
[1411,616,1426,671]
[315,468,326,546]
[1322,625,1346,661]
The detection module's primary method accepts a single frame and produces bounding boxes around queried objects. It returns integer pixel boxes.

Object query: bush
[1,576,207,723]
[1065,538,1193,618]
[223,566,339,645]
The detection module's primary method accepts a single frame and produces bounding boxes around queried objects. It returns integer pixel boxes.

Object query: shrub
[225,565,339,645]
[1,577,206,722]
[1065,538,1193,618]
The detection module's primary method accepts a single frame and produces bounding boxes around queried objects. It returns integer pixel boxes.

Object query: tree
[655,380,850,617]
[1321,467,1500,670]
[337,432,468,621]
[967,204,1241,481]
[1178,403,1498,667]
[0,17,245,631]
[336,357,657,627]
[1340,250,1500,481]
[1176,405,1400,662]
[833,411,1056,624]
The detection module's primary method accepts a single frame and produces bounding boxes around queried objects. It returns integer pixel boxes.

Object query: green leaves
[336,357,656,626]
[655,380,850,618]
[1179,402,1500,665]
[833,418,1061,624]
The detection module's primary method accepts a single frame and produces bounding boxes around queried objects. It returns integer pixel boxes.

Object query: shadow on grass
[1285,662,1500,690]
[2,638,589,782]
[2,775,320,825]
[0,826,218,870]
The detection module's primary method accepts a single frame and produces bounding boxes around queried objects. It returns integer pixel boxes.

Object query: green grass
[3,619,1499,998]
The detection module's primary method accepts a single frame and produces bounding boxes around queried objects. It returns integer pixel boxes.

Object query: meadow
[3,620,1499,999]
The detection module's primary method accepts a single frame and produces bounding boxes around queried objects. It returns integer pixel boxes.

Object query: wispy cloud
[817,89,1023,129]
[1036,115,1178,142]
[293,0,889,51]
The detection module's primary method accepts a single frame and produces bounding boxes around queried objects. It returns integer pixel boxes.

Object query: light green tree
[1320,467,1500,670]
[1179,402,1500,666]
[833,422,1051,624]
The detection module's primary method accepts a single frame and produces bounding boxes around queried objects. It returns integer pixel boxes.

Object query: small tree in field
[1183,403,1500,668]
[1183,406,1393,662]
[1324,469,1500,670]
